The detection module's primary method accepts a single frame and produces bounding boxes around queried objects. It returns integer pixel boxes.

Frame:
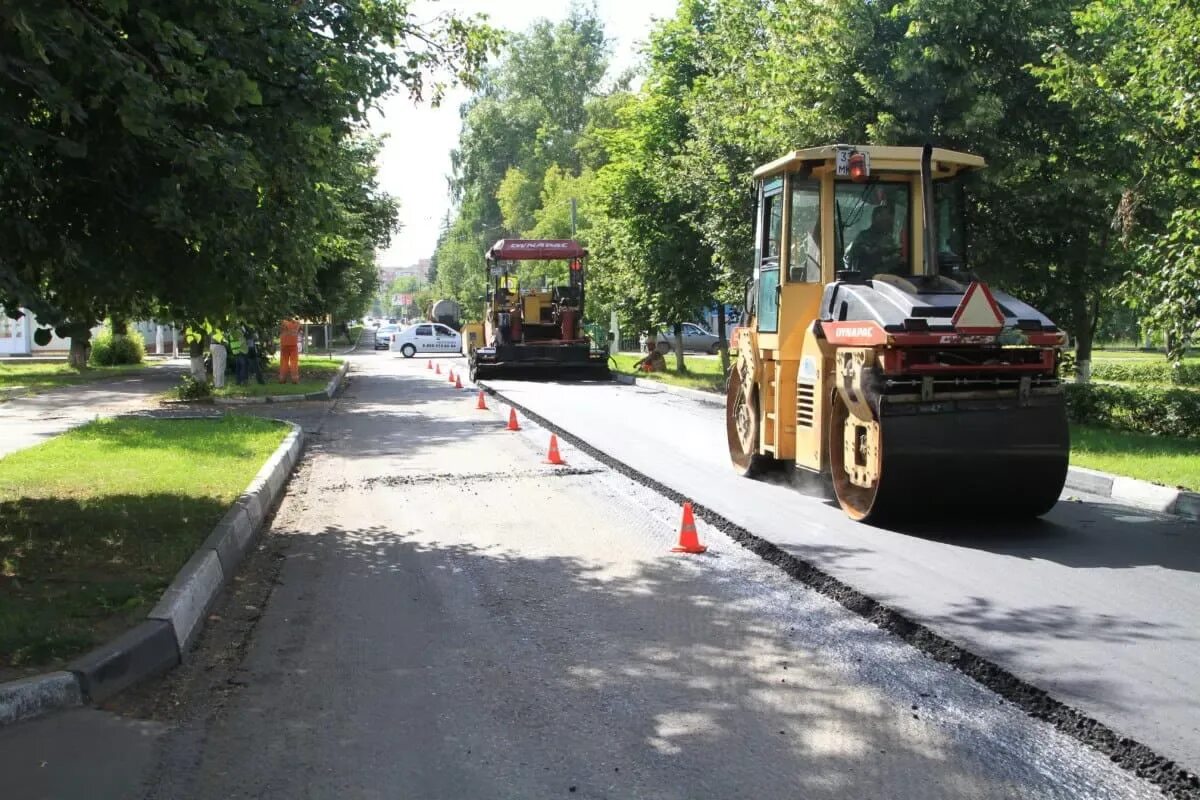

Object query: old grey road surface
[0,362,185,457]
[0,352,1166,799]
[481,369,1200,775]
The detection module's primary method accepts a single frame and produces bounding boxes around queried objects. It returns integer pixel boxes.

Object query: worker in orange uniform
[278,317,301,384]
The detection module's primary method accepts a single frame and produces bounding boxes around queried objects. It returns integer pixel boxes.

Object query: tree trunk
[68,336,90,369]
[1073,294,1100,384]
[717,305,730,375]
[673,322,686,373]
[111,317,128,337]
[189,337,207,382]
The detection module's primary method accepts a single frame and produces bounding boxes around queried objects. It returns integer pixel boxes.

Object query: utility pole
[570,197,577,236]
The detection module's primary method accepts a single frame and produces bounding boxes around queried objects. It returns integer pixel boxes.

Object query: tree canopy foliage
[435,0,1197,365]
[1038,0,1200,360]
[0,0,495,360]
[432,3,618,315]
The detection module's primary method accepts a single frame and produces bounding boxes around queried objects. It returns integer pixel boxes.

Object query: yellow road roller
[727,144,1069,522]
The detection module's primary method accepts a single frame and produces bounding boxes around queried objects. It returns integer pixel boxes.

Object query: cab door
[784,174,829,470]
[755,176,784,343]
[413,324,434,352]
[434,324,458,351]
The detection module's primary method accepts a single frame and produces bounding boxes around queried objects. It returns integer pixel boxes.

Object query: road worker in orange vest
[279,317,301,384]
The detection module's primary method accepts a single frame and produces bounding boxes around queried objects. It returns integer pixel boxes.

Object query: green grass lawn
[0,415,289,675]
[1070,424,1200,491]
[0,362,149,397]
[610,352,727,393]
[206,355,343,399]
[1093,350,1200,362]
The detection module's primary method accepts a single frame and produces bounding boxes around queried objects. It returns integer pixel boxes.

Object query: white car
[390,322,462,357]
[373,324,400,350]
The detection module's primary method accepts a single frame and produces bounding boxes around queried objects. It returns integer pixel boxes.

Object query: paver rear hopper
[469,239,610,382]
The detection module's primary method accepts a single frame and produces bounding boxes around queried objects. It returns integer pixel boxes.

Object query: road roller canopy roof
[486,239,588,261]
[753,145,986,180]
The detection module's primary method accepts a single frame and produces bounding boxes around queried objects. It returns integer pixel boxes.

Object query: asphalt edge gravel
[0,420,304,726]
[480,381,1200,800]
[615,373,1199,522]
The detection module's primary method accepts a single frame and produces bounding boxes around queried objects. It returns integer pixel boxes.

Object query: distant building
[377,258,433,287]
[0,307,180,355]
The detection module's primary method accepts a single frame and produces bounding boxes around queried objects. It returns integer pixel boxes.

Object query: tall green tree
[590,0,715,370]
[0,0,494,364]
[1038,0,1200,361]
[672,0,1132,371]
[435,3,613,314]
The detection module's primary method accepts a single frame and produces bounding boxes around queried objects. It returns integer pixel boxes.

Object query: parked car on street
[640,323,722,354]
[390,322,462,357]
[374,324,400,350]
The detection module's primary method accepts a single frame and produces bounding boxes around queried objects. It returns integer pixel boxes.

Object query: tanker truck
[429,298,462,329]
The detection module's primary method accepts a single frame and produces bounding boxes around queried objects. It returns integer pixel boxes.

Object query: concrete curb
[1065,466,1199,521]
[0,673,83,727]
[212,360,348,405]
[612,372,725,407]
[68,620,178,704]
[0,419,305,726]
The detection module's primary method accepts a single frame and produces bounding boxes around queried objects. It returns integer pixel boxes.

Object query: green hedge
[1089,359,1200,386]
[89,328,145,366]
[1064,383,1200,439]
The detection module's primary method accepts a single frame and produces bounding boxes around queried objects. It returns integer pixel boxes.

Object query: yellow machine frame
[734,145,985,470]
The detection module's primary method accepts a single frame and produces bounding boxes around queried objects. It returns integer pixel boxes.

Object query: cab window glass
[836,182,911,277]
[934,180,966,273]
[762,193,783,260]
[788,179,821,282]
[757,268,780,333]
[416,325,432,336]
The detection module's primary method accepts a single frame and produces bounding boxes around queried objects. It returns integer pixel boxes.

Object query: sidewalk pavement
[0,362,187,459]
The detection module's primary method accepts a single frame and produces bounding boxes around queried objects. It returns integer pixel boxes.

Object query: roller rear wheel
[726,362,777,478]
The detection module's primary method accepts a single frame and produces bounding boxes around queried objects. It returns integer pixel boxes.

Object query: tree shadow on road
[142,509,1149,800]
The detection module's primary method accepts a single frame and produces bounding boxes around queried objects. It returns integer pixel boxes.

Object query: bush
[1089,359,1200,387]
[1065,383,1200,439]
[1060,350,1076,378]
[89,327,146,366]
[173,374,213,401]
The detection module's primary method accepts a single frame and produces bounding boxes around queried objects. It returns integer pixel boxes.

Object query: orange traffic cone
[476,390,488,410]
[435,363,441,375]
[506,408,520,431]
[455,373,464,390]
[448,369,456,384]
[672,502,707,554]
[426,360,432,370]
[545,434,565,465]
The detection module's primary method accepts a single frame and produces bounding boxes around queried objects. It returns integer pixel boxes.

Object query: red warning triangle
[951,282,1005,334]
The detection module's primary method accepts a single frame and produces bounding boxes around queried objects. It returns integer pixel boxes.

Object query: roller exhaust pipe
[921,143,938,277]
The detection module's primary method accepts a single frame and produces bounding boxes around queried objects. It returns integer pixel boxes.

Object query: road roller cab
[727,144,1069,522]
